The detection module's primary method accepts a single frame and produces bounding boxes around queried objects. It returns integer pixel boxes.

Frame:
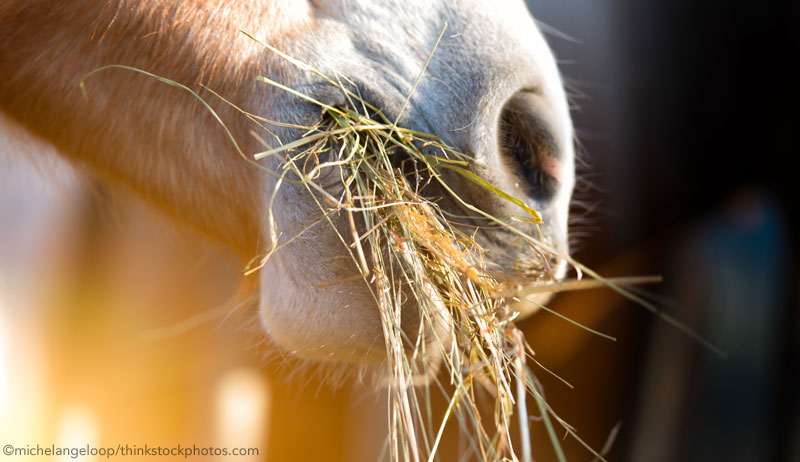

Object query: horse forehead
[290,0,541,102]
[311,0,535,48]
[261,0,553,147]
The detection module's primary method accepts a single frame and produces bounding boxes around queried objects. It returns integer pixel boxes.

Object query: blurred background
[522,0,799,460]
[1,1,797,461]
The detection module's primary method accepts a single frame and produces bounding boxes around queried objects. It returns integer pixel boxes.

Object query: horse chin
[257,255,387,365]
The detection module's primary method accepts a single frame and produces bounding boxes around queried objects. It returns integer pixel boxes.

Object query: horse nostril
[498,90,562,201]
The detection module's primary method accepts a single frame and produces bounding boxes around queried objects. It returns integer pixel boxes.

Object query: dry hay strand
[240,28,619,462]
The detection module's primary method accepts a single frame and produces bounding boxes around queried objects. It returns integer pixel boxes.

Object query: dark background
[523,1,799,460]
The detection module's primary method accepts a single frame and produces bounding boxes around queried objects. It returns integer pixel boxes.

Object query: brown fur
[0,0,310,256]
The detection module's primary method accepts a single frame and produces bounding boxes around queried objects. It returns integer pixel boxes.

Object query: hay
[239,28,606,462]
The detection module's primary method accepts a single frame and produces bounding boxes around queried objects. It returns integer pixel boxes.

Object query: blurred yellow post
[0,308,7,418]
[56,404,100,462]
[0,297,48,449]
[214,367,271,461]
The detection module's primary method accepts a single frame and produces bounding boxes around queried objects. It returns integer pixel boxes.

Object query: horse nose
[451,78,574,238]
[426,53,576,264]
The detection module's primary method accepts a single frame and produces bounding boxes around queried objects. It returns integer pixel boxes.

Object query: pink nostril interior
[539,155,563,184]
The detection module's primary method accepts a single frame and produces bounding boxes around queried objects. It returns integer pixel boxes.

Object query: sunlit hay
[235,30,607,459]
[233,28,679,462]
[250,109,565,462]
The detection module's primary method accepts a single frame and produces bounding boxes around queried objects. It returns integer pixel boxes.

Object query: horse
[0,0,573,369]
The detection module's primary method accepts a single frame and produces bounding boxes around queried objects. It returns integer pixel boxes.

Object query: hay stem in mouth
[243,55,572,461]
[241,32,631,462]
